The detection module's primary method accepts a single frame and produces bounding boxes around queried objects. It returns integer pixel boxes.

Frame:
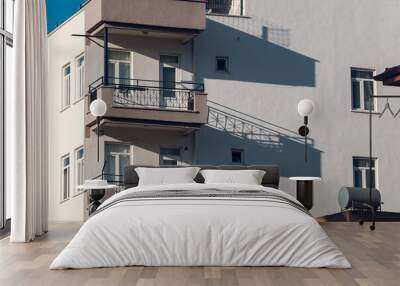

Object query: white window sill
[73,96,85,105]
[351,109,379,115]
[60,105,71,113]
[59,198,70,204]
[72,190,84,198]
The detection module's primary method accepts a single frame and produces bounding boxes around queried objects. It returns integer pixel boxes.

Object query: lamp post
[297,99,315,162]
[89,99,107,162]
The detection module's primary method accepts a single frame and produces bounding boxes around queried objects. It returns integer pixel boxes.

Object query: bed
[50,165,350,269]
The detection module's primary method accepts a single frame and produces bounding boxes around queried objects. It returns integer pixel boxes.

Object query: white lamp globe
[297,99,314,117]
[90,99,107,117]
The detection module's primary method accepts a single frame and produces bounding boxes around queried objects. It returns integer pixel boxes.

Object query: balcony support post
[104,27,109,86]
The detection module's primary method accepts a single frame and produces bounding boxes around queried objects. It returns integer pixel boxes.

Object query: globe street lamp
[90,99,107,162]
[297,99,315,162]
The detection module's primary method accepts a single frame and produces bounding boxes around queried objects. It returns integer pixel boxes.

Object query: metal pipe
[304,116,308,162]
[369,96,375,230]
[104,27,109,86]
[305,134,308,162]
[369,100,372,204]
[101,160,107,180]
[96,117,100,162]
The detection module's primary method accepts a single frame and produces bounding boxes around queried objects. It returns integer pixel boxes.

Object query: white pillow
[135,167,200,186]
[200,169,266,185]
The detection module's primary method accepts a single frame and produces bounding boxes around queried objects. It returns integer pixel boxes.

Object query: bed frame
[124,165,280,189]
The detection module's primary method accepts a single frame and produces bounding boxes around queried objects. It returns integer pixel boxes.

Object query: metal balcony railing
[206,0,243,16]
[88,77,204,111]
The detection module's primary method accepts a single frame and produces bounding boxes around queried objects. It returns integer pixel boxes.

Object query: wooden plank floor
[0,222,399,286]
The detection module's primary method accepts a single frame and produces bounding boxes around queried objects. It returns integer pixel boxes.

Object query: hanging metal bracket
[71,34,104,48]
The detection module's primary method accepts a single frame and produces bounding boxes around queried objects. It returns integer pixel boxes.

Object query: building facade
[48,0,400,221]
[48,11,86,221]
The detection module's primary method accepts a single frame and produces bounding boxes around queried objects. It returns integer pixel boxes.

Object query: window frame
[108,49,133,86]
[216,56,229,73]
[61,63,72,111]
[231,148,245,165]
[4,0,14,33]
[159,147,182,166]
[60,154,71,203]
[1,0,14,229]
[74,147,84,196]
[159,54,181,99]
[104,142,134,183]
[75,53,85,103]
[350,67,377,112]
[352,156,379,189]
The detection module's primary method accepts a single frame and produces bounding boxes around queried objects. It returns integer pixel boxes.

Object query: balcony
[85,77,208,130]
[84,0,206,37]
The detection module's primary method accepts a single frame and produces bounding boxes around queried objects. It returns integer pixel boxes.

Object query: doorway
[160,55,180,107]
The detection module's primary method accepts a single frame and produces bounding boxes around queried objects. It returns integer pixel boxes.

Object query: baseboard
[318,210,400,222]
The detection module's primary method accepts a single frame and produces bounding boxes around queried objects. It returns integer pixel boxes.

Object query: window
[62,64,71,109]
[61,155,70,201]
[206,0,244,16]
[75,148,84,193]
[351,68,376,111]
[105,143,132,183]
[160,148,181,166]
[353,157,378,188]
[231,149,244,165]
[76,55,85,101]
[160,55,180,98]
[108,50,131,86]
[1,0,15,228]
[216,56,229,73]
[5,0,15,33]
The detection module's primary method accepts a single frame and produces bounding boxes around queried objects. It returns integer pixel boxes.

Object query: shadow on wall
[102,17,316,88]
[101,124,195,165]
[196,101,321,177]
[196,18,317,87]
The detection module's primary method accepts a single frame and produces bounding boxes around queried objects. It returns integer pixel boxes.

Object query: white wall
[48,11,86,222]
[49,1,400,220]
[195,0,400,216]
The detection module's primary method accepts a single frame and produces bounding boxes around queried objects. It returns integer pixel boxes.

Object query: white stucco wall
[195,0,400,216]
[48,11,86,222]
[48,1,400,220]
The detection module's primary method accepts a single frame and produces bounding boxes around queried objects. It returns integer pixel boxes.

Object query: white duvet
[50,183,351,269]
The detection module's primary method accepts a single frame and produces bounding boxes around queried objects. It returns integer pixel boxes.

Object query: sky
[46,0,85,32]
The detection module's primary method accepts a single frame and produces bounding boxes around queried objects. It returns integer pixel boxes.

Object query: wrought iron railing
[88,77,204,111]
[206,0,243,16]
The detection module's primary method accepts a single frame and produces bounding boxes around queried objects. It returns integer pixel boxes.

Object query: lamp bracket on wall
[71,34,104,48]
[298,126,309,137]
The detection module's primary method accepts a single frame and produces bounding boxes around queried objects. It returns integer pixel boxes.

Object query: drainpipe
[104,27,109,85]
[191,38,196,83]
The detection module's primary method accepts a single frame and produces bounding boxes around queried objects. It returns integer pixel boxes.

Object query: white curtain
[8,0,48,242]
